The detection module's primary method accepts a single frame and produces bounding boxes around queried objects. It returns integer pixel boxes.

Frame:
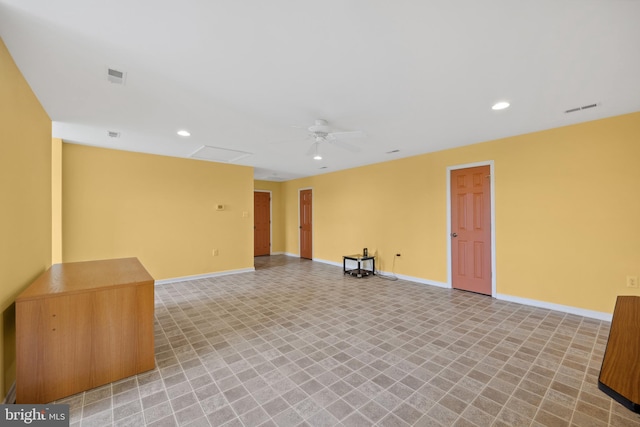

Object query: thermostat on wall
[216,204,224,211]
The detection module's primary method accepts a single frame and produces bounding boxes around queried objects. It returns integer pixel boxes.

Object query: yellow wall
[254,180,285,254]
[0,39,52,395]
[63,144,254,280]
[282,112,640,314]
[52,138,63,264]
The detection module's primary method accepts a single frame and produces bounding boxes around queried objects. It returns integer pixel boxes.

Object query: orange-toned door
[451,166,492,295]
[300,189,312,259]
[254,192,270,256]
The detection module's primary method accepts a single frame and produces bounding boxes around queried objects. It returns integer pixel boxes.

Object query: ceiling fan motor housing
[308,119,331,136]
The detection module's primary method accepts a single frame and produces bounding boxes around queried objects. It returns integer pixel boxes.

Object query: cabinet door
[91,284,155,384]
[17,293,93,403]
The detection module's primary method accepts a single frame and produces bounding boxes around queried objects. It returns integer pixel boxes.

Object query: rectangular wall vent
[107,67,126,85]
[565,102,599,114]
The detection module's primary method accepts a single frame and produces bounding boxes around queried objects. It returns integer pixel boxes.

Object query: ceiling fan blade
[331,140,360,153]
[327,130,366,140]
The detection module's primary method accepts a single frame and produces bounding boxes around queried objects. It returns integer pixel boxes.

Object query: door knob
[451,232,458,237]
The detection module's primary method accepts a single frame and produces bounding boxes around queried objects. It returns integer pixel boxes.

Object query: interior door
[254,191,271,256]
[451,165,492,295]
[300,189,312,259]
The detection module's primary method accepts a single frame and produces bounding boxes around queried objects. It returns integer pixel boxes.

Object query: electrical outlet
[627,276,638,288]
[213,249,219,256]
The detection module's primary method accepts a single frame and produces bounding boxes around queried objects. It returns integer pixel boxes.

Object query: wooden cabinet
[598,296,640,413]
[16,258,155,404]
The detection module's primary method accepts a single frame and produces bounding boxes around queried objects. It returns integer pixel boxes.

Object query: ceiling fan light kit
[313,142,322,160]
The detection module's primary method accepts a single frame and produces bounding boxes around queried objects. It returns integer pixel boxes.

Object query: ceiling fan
[302,119,366,159]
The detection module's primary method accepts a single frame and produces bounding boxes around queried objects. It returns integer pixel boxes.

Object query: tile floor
[57,255,640,426]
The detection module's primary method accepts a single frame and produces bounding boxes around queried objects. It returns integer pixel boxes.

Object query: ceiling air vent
[107,131,120,138]
[581,103,598,110]
[107,67,126,85]
[564,102,599,114]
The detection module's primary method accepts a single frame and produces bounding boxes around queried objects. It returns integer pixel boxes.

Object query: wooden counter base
[16,258,155,404]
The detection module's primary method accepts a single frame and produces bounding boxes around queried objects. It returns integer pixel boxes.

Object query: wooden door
[451,166,492,295]
[254,192,270,256]
[300,189,313,259]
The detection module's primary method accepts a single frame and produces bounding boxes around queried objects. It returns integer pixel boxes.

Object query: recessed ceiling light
[492,101,510,110]
[177,130,191,137]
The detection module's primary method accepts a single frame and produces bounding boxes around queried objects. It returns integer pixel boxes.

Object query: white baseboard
[270,251,285,255]
[314,258,450,289]
[394,273,449,289]
[154,267,255,285]
[284,252,300,258]
[496,293,612,322]
[272,255,612,321]
[313,258,340,267]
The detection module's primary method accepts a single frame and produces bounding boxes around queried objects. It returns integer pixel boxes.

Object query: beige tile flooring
[57,255,640,427]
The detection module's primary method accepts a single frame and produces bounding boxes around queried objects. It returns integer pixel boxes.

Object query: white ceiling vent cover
[564,102,599,114]
[107,67,126,85]
[190,145,252,163]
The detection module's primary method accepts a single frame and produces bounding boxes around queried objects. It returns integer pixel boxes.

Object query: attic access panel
[190,145,252,163]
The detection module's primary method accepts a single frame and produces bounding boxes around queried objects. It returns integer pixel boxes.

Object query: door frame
[298,187,313,259]
[254,190,272,255]
[446,161,496,296]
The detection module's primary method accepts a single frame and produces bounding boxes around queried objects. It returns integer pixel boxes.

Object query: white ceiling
[2,0,639,181]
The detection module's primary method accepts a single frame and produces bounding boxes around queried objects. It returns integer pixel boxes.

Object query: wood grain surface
[16,258,155,403]
[598,296,640,413]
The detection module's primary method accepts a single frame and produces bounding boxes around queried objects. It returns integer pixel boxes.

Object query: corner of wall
[52,138,63,264]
